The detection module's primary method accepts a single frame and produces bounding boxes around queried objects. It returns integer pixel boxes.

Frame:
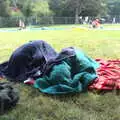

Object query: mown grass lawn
[0,25,120,120]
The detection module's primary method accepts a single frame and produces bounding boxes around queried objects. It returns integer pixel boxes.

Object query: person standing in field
[19,19,25,30]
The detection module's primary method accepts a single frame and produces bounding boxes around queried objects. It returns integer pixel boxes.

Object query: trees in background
[49,0,107,23]
[65,0,107,23]
[0,0,108,18]
[0,0,11,17]
[32,0,52,17]
[0,0,118,19]
[9,0,52,17]
[107,0,120,16]
[0,0,120,25]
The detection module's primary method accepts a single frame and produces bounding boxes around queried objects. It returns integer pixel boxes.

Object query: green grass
[0,25,120,120]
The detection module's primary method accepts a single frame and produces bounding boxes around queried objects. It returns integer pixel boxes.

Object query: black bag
[0,82,19,114]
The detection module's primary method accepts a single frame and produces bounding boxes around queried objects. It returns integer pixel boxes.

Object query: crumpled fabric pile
[0,40,120,94]
[89,59,120,90]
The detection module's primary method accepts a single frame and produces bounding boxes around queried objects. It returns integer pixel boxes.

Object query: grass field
[0,25,120,120]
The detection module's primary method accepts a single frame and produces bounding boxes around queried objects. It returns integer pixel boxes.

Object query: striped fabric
[89,59,120,90]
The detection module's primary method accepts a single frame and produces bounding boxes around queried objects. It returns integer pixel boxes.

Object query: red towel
[89,59,120,90]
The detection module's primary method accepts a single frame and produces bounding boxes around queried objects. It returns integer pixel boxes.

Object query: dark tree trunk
[75,7,79,24]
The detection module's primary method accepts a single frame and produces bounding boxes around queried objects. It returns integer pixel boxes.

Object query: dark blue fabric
[0,40,57,81]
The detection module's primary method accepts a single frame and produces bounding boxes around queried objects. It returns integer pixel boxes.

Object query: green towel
[34,48,99,94]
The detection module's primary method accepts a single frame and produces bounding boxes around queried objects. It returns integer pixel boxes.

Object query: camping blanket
[0,40,57,81]
[0,40,99,94]
[89,59,120,90]
[34,48,99,94]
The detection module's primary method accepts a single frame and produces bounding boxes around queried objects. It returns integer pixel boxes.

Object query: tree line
[0,0,120,26]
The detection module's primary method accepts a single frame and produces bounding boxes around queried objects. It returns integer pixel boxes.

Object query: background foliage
[0,0,120,27]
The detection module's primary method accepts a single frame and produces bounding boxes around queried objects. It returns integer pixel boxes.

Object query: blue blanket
[0,40,57,81]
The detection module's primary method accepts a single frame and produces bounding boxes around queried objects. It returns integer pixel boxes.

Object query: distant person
[19,19,25,30]
[112,17,116,24]
[91,19,100,28]
[85,16,89,24]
